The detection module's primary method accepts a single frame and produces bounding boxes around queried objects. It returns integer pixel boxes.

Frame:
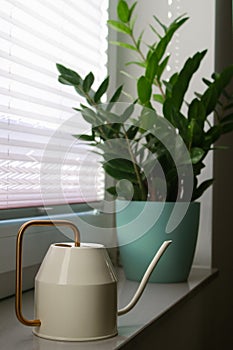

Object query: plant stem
[154,77,166,98]
[130,33,146,61]
[122,124,147,200]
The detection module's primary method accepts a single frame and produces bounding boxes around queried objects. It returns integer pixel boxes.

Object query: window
[0,0,108,210]
[0,0,115,300]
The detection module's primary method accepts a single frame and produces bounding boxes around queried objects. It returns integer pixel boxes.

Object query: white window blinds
[0,0,108,209]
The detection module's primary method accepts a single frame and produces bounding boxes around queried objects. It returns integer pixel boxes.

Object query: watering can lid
[53,242,105,249]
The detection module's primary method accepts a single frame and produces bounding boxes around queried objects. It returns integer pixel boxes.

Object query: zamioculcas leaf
[94,76,109,103]
[109,85,123,103]
[75,85,85,97]
[107,20,131,35]
[125,61,146,67]
[192,179,214,201]
[58,74,81,86]
[145,51,159,83]
[73,134,95,141]
[128,2,137,20]
[129,15,136,31]
[150,24,162,38]
[157,55,170,81]
[187,119,203,147]
[190,147,205,164]
[103,163,138,183]
[56,64,82,83]
[99,144,129,159]
[163,52,206,122]
[81,108,97,125]
[137,76,152,104]
[202,78,211,86]
[163,98,188,132]
[172,111,188,134]
[153,15,168,33]
[117,0,130,23]
[216,65,233,91]
[163,73,178,97]
[153,94,164,103]
[136,30,144,49]
[126,125,139,139]
[139,107,158,130]
[153,16,188,64]
[200,85,218,117]
[58,76,74,86]
[120,103,134,122]
[193,162,205,176]
[106,85,123,111]
[110,41,137,51]
[106,186,117,196]
[171,50,207,111]
[104,158,137,173]
[83,72,94,93]
[97,109,118,123]
[204,125,221,147]
[201,65,233,116]
[188,98,206,123]
[80,103,88,109]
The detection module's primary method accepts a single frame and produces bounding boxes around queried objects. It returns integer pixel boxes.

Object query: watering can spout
[117,240,172,316]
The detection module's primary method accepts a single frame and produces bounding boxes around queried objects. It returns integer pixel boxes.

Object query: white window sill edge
[0,267,218,350]
[116,266,218,349]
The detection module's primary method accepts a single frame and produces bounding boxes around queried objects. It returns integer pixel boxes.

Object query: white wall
[114,0,216,268]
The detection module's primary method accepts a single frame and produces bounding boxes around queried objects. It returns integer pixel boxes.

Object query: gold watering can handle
[15,219,80,327]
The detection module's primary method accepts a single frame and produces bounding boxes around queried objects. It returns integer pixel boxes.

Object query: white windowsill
[0,267,218,350]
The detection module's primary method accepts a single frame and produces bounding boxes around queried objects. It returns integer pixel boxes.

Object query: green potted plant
[56,0,233,282]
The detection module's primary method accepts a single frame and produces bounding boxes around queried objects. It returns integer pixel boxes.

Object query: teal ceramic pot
[116,200,200,283]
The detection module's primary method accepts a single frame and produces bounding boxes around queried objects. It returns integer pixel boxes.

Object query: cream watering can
[15,220,172,341]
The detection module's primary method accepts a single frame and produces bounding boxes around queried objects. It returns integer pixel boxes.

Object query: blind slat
[5,0,103,60]
[0,87,72,113]
[0,29,102,67]
[0,7,102,54]
[0,63,79,101]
